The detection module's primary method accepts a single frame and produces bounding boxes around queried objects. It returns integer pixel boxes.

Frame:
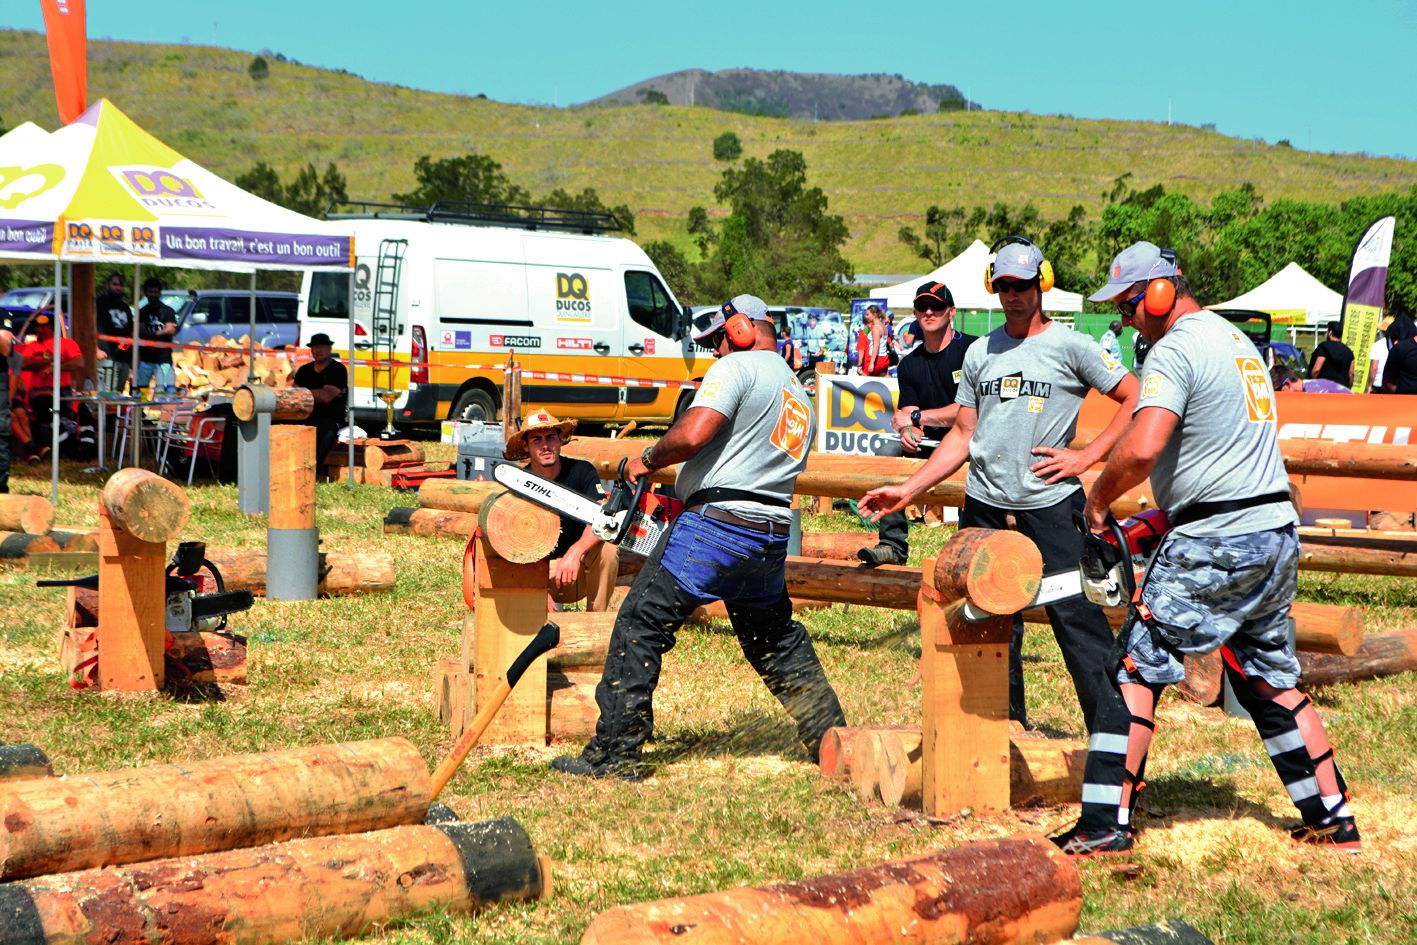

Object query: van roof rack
[326,200,625,234]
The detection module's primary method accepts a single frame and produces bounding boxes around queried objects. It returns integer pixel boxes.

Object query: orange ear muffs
[985,235,1053,294]
[1144,278,1175,316]
[720,301,757,347]
[1037,259,1055,293]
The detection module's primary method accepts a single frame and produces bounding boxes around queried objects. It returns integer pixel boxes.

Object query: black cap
[308,332,333,346]
[914,281,954,309]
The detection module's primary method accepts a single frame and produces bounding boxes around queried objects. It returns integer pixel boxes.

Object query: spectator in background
[1132,330,1152,376]
[1369,318,1394,392]
[136,277,178,394]
[856,304,891,376]
[1309,322,1355,388]
[776,327,803,371]
[0,321,11,492]
[19,313,82,447]
[1272,365,1350,394]
[1380,314,1417,394]
[95,271,133,392]
[1100,320,1124,362]
[292,332,349,478]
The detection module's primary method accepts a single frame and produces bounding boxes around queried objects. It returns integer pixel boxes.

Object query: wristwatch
[640,445,658,471]
[910,408,922,429]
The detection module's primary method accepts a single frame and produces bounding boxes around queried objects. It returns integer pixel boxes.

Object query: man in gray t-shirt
[862,237,1139,733]
[1052,241,1357,858]
[551,294,844,781]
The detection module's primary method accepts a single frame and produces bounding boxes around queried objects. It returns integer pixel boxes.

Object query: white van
[298,204,712,429]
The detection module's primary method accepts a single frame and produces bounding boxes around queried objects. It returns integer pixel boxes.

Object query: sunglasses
[913,300,949,314]
[995,279,1037,294]
[1116,288,1148,320]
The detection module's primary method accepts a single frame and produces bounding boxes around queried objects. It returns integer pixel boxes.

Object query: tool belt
[681,488,791,509]
[1170,491,1291,529]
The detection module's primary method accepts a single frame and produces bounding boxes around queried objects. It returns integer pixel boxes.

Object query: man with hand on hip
[551,294,845,781]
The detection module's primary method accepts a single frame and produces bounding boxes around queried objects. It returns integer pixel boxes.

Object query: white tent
[1212,262,1343,325]
[874,240,1083,313]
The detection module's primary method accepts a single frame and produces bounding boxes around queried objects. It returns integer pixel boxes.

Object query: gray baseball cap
[991,241,1045,282]
[691,294,774,342]
[1089,241,1180,302]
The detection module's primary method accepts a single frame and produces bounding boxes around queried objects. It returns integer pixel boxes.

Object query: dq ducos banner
[41,0,87,125]
[1340,215,1396,393]
[816,374,902,455]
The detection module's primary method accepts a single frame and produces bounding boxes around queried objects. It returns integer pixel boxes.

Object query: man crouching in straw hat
[504,410,620,612]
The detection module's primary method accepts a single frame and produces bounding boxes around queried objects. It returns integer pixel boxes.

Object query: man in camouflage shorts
[1050,242,1359,856]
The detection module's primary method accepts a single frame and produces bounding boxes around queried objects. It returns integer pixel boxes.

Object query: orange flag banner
[40,0,87,124]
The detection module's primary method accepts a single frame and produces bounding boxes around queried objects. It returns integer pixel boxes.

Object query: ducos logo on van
[555,272,592,322]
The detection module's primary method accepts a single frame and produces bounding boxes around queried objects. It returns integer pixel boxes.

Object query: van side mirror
[188,311,207,325]
[673,308,688,341]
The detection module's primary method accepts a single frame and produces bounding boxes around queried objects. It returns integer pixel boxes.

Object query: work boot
[1049,823,1135,857]
[857,544,906,566]
[1289,815,1361,853]
[549,755,649,782]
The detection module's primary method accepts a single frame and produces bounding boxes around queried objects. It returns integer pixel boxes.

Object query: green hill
[2,30,1414,274]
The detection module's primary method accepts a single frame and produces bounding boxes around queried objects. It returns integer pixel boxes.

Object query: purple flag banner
[1340,215,1396,393]
[161,227,353,268]
[0,219,55,255]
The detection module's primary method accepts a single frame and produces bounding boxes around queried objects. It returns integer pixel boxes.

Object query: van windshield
[309,272,349,319]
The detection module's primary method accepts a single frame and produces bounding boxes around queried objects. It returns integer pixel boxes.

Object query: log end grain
[933,527,1043,615]
[0,494,55,535]
[101,469,190,543]
[232,385,257,421]
[477,491,561,563]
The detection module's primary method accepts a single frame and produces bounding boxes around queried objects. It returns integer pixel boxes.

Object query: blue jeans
[580,510,846,768]
[135,361,175,392]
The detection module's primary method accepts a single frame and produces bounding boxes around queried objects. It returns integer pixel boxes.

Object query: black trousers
[0,402,10,494]
[311,420,340,476]
[960,489,1116,732]
[583,520,846,767]
[876,443,933,556]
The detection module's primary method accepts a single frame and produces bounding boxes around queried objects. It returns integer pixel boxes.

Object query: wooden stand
[918,557,1013,818]
[812,361,835,515]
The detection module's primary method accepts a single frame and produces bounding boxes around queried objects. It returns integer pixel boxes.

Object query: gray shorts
[1119,525,1301,688]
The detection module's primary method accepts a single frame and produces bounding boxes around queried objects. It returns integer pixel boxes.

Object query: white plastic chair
[159,415,225,485]
[153,407,196,476]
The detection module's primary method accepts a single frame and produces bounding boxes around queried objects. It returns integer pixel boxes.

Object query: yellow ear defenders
[984,235,1055,294]
[1142,248,1180,316]
[719,301,757,347]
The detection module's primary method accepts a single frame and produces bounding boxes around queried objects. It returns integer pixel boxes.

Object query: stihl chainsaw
[960,508,1170,621]
[494,458,684,557]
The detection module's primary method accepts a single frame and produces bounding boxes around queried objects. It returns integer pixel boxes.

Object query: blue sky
[6,0,1416,158]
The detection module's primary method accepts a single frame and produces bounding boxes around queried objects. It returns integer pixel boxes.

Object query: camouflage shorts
[1118,525,1302,688]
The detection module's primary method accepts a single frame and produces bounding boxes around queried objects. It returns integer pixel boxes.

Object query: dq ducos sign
[817,375,901,455]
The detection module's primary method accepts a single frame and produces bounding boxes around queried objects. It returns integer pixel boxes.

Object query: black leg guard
[1222,661,1350,825]
[1077,676,1163,832]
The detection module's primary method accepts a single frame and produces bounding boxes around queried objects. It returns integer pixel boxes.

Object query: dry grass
[1,450,1414,944]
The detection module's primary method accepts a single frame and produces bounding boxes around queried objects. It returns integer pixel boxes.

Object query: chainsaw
[960,508,1170,621]
[493,458,684,557]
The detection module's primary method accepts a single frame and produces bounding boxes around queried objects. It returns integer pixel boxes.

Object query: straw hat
[503,410,577,460]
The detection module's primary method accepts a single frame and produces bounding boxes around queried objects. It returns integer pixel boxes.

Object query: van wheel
[452,388,497,423]
[673,390,695,423]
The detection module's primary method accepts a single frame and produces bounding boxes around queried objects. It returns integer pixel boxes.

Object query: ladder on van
[371,239,407,396]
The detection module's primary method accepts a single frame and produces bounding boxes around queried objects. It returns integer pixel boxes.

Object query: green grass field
[3,30,1416,274]
[1,446,1414,944]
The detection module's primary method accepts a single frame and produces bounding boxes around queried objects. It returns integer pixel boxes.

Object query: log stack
[323,438,447,485]
[0,493,54,535]
[171,335,295,395]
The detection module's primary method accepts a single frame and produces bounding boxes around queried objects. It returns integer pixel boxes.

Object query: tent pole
[50,260,62,503]
[131,262,141,466]
[346,265,355,489]
[248,270,257,372]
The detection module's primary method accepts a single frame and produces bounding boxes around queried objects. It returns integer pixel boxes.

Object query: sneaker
[1050,824,1135,857]
[1290,816,1361,853]
[857,544,906,566]
[549,755,648,782]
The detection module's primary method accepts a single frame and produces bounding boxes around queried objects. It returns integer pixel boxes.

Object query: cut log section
[3,818,546,945]
[1178,652,1225,706]
[268,425,317,532]
[0,494,54,535]
[1299,628,1417,688]
[166,630,249,684]
[418,478,506,515]
[100,467,190,543]
[578,834,1081,945]
[478,490,561,563]
[548,670,600,740]
[231,384,313,421]
[800,532,874,560]
[0,744,54,783]
[0,531,61,561]
[385,506,478,538]
[0,736,432,880]
[931,527,1043,614]
[203,548,395,597]
[48,528,98,552]
[547,611,619,671]
[365,439,425,471]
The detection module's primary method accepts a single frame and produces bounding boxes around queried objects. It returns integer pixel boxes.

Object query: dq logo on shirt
[770,388,811,461]
[1235,356,1275,422]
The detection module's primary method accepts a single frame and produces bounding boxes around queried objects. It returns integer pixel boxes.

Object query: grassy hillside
[3,30,1415,275]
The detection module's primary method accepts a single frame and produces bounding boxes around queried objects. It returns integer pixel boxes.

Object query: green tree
[712,131,742,162]
[234,161,346,218]
[642,241,700,303]
[393,152,530,207]
[248,56,269,81]
[686,206,714,255]
[233,162,284,204]
[639,89,669,105]
[536,187,635,234]
[897,205,971,267]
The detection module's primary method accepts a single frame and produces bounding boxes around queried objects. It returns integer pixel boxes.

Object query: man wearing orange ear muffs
[1050,241,1358,856]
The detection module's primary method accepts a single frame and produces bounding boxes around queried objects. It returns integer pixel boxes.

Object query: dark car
[1213,308,1307,375]
[1,287,70,332]
[173,290,301,349]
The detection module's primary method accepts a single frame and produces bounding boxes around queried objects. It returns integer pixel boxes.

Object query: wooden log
[1280,438,1417,480]
[100,467,189,543]
[800,532,876,560]
[471,535,549,744]
[1178,651,1225,706]
[203,548,395,597]
[0,494,54,535]
[547,611,619,671]
[931,527,1043,614]
[268,425,316,532]
[1297,542,1417,577]
[687,598,832,624]
[0,737,432,880]
[5,818,545,945]
[96,504,165,691]
[166,631,248,685]
[0,745,54,783]
[384,506,479,538]
[478,490,561,563]
[1299,628,1417,688]
[0,531,61,561]
[418,478,505,515]
[548,670,600,740]
[48,528,98,552]
[432,658,466,727]
[231,383,313,421]
[578,834,1082,945]
[366,439,425,471]
[817,726,856,783]
[1299,525,1417,544]
[783,556,921,608]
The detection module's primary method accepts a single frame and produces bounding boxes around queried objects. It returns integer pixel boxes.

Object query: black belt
[1171,491,1291,528]
[682,487,791,509]
[685,504,785,535]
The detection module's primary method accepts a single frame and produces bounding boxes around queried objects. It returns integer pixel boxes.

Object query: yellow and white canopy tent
[1211,261,1344,326]
[0,99,355,499]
